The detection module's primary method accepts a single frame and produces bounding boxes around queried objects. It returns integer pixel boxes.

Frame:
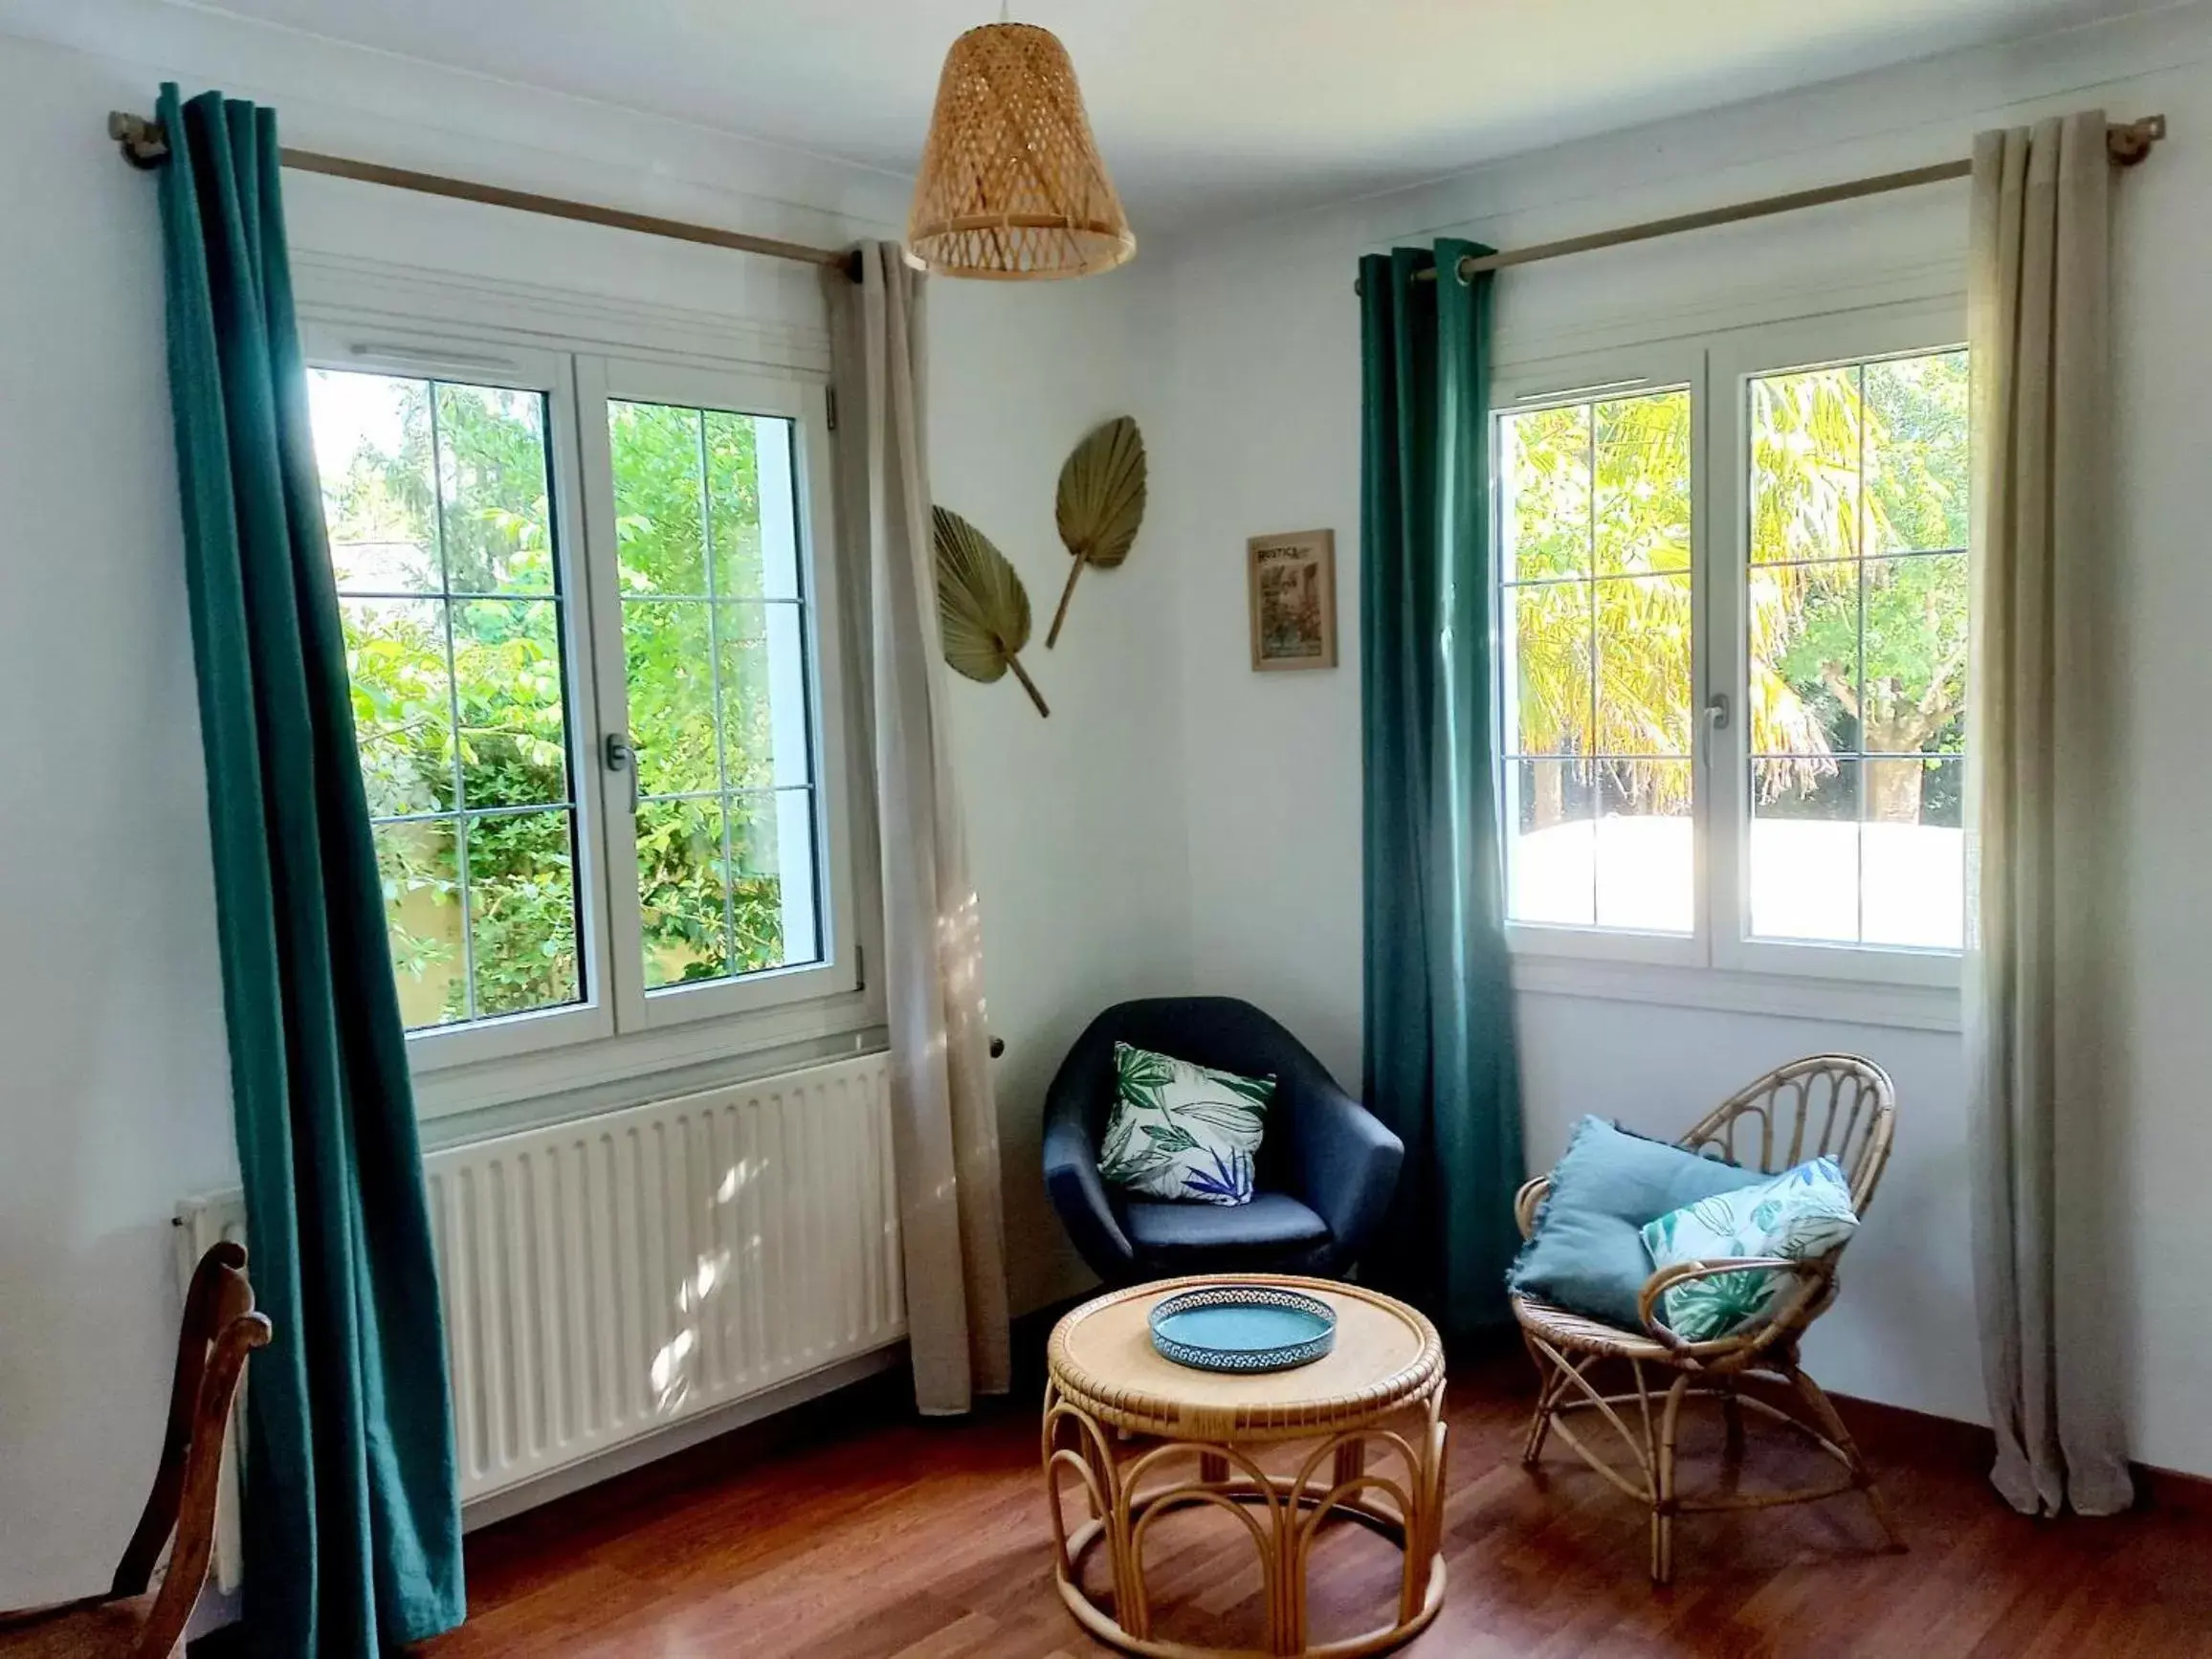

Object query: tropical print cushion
[1097,1042,1274,1206]
[1640,1157,1860,1341]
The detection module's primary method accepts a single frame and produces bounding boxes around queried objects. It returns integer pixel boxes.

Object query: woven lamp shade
[907,22,1135,280]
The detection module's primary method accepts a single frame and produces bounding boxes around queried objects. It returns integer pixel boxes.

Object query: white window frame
[1492,337,1710,972]
[299,315,873,1101]
[573,353,859,1033]
[1707,302,1968,991]
[1489,297,1969,1001]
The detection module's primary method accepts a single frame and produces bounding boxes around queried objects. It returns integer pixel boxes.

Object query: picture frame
[1247,529,1338,672]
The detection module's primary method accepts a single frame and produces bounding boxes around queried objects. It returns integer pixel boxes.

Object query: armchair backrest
[1678,1053,1896,1214]
[1045,997,1337,1190]
[112,1239,272,1658]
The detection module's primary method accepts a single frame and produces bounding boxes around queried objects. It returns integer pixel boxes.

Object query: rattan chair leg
[1521,1337,1564,1467]
[1650,1371,1693,1585]
[1786,1365,1906,1552]
[1719,1381,1746,1463]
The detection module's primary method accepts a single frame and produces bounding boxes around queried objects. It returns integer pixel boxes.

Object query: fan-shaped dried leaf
[934,504,1049,717]
[1056,416,1147,570]
[1047,415,1146,647]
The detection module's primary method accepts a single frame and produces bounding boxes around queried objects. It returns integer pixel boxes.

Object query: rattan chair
[1511,1054,1903,1585]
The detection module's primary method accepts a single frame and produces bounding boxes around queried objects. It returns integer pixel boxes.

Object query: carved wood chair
[0,1242,271,1657]
[1511,1055,1903,1584]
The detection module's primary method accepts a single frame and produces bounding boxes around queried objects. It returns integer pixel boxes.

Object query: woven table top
[1047,1273,1444,1441]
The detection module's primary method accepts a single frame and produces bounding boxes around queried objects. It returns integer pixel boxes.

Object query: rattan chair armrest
[1514,1176,1553,1242]
[1636,1256,1834,1356]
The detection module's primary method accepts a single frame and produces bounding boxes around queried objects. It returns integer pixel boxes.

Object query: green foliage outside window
[318,373,806,1030]
[1507,349,1969,826]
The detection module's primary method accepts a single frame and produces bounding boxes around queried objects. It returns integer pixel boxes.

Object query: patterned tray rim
[1147,1281,1338,1373]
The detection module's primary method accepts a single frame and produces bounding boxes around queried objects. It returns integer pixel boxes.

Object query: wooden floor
[420,1347,2212,1658]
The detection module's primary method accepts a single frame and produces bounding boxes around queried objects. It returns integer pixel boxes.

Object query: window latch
[1704,693,1732,732]
[603,732,638,814]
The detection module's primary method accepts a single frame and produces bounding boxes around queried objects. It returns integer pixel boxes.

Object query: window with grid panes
[1493,326,1970,975]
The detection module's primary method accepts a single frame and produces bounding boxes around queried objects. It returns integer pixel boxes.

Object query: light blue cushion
[1506,1117,1766,1329]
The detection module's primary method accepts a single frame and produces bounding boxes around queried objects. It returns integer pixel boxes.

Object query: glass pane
[1750,561,1861,757]
[1509,758,1594,926]
[1509,582,1591,757]
[718,603,814,789]
[608,401,707,595]
[1865,351,1970,555]
[1750,758,1859,942]
[341,597,453,817]
[1596,574,1692,756]
[1594,390,1692,576]
[1594,761,1692,933]
[374,817,464,1029]
[624,599,719,797]
[1863,759,1964,948]
[753,416,804,602]
[311,370,439,592]
[1750,365,1861,564]
[434,385,553,593]
[466,808,582,1017]
[1502,404,1591,580]
[727,789,822,974]
[703,409,802,600]
[1861,553,1968,755]
[638,796,731,989]
[454,600,568,809]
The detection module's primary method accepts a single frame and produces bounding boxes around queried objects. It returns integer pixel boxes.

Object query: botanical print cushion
[1639,1156,1860,1341]
[1097,1042,1274,1206]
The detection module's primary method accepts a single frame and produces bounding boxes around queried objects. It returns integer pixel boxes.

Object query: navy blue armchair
[1042,998,1404,1284]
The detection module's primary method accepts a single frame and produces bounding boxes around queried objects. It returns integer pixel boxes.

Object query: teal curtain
[1358,241,1526,1339]
[153,84,465,1654]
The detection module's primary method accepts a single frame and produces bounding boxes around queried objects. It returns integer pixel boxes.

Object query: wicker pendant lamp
[907,19,1135,279]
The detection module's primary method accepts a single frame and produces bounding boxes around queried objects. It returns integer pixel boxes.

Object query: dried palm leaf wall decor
[934,504,1050,718]
[1047,415,1146,648]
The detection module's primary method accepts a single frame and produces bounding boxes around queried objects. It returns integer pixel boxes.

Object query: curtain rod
[108,112,864,282]
[1380,115,2166,289]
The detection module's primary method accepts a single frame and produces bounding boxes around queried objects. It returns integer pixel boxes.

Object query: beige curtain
[830,243,1011,1414]
[1964,112,2133,1516]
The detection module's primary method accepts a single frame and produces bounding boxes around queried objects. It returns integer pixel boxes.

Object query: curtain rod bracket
[109,111,169,169]
[2110,113,2166,167]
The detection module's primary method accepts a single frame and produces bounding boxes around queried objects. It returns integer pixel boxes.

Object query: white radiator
[177,1051,904,1580]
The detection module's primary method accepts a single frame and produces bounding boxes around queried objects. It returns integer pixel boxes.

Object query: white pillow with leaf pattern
[1097,1042,1274,1206]
[1639,1157,1859,1341]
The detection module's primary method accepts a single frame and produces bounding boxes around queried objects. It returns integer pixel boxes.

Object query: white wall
[930,268,1195,1316]
[0,4,1189,1604]
[1154,2,2212,1470]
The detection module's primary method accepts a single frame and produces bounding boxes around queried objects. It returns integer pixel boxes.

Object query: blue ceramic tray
[1148,1283,1337,1374]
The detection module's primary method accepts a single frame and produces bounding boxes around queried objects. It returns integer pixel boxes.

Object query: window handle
[603,732,638,814]
[1701,694,1730,771]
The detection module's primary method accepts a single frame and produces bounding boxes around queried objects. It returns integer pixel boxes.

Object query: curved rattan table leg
[1047,1404,1448,1659]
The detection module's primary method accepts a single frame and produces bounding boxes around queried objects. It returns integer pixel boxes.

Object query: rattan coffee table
[1043,1274,1447,1658]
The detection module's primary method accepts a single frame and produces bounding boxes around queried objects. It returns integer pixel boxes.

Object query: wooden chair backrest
[111,1240,271,1657]
[1677,1054,1896,1214]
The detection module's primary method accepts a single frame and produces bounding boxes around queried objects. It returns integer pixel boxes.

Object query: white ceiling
[189,0,2146,232]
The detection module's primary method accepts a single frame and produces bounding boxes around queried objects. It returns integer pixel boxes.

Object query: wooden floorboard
[416,1348,2212,1657]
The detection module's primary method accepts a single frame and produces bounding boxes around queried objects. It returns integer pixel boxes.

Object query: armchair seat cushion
[1122,1191,1330,1268]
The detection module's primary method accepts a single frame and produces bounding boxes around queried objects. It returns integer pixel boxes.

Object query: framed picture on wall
[1247,529,1338,672]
